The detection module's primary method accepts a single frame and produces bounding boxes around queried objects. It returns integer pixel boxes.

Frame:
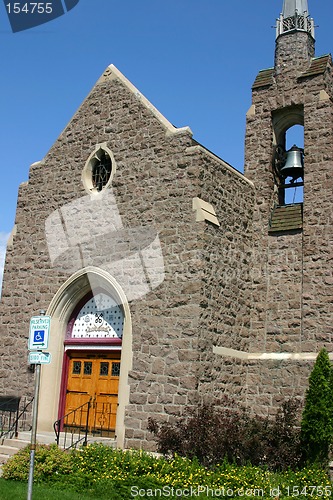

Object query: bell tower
[244,0,333,363]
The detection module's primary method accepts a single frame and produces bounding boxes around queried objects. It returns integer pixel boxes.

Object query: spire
[282,0,308,18]
[276,0,315,39]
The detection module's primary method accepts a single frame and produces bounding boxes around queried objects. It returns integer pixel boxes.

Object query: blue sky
[0,0,332,287]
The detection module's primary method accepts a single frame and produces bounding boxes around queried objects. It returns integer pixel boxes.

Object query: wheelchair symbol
[34,330,45,343]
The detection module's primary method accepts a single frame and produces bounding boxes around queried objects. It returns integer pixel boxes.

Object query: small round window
[91,149,112,192]
[82,145,115,194]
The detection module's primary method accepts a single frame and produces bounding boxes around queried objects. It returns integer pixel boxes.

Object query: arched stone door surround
[38,267,132,448]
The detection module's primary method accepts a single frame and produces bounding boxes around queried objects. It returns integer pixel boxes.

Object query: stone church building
[0,0,332,450]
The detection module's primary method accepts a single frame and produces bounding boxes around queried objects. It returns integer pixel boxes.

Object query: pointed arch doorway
[38,268,132,449]
[60,290,124,436]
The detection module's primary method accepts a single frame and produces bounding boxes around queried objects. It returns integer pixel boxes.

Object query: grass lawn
[0,478,212,500]
[0,478,95,500]
[2,443,332,500]
[0,479,273,499]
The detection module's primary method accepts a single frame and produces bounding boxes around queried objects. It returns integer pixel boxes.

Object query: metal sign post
[27,362,41,500]
[27,310,50,500]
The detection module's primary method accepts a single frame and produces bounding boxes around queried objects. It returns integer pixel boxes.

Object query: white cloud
[0,232,10,295]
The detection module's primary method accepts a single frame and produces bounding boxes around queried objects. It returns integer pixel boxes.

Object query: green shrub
[2,443,332,499]
[301,348,333,466]
[148,398,302,470]
[2,443,72,482]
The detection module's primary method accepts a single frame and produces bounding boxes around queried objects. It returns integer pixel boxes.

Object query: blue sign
[29,316,51,350]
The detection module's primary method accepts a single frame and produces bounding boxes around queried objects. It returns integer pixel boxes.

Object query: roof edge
[98,64,193,137]
[252,68,275,89]
[185,145,254,188]
[298,53,332,79]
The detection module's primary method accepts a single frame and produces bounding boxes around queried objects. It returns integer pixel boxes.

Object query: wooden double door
[64,352,121,435]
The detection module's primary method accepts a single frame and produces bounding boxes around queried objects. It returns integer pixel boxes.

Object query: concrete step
[19,431,116,448]
[0,431,116,464]
[2,438,31,450]
[89,436,116,447]
[0,445,21,457]
[18,431,55,445]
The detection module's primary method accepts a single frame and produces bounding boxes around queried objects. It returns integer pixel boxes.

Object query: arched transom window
[72,292,124,339]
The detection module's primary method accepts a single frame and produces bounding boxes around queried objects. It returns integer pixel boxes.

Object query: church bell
[279,144,304,182]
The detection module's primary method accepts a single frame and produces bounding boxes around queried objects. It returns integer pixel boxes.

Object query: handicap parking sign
[33,330,45,343]
[29,316,50,350]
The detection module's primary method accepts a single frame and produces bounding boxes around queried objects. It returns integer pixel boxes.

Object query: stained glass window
[100,362,109,376]
[91,150,112,192]
[72,361,81,375]
[84,361,93,376]
[111,362,120,377]
[72,293,124,339]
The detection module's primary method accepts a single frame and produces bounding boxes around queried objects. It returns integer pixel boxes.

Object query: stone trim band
[213,346,333,361]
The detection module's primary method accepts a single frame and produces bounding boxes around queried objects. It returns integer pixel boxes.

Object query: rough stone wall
[124,145,256,447]
[263,232,303,353]
[244,84,278,357]
[245,359,313,415]
[275,32,315,77]
[302,71,333,348]
[194,148,255,402]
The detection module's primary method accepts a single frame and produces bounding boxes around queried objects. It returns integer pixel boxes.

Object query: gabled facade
[0,0,332,450]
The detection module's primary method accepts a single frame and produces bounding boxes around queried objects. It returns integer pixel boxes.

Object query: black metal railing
[53,399,91,451]
[0,396,34,442]
[91,402,116,437]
